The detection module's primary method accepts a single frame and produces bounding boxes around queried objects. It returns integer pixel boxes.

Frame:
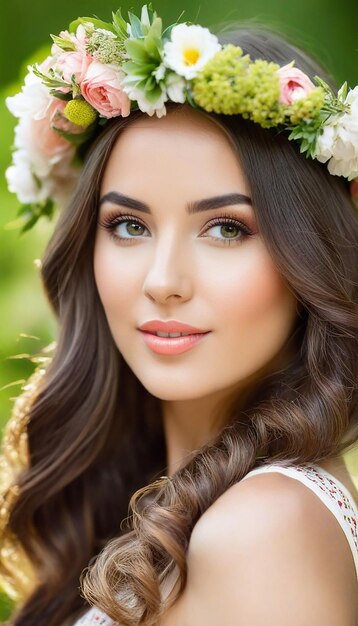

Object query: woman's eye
[201,218,252,245]
[114,219,149,238]
[101,216,150,243]
[100,214,252,246]
[203,222,247,243]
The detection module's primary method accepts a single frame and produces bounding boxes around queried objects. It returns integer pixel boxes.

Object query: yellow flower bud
[64,99,97,127]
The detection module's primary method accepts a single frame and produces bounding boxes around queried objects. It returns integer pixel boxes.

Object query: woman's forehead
[102,108,247,188]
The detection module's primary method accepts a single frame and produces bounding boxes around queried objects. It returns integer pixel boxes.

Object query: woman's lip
[139,330,211,355]
[138,320,207,333]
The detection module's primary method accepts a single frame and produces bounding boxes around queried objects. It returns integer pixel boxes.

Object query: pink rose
[80,61,131,118]
[276,63,315,105]
[56,50,92,84]
[34,98,80,160]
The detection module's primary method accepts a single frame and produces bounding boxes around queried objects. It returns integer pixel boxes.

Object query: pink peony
[276,63,315,105]
[80,60,131,118]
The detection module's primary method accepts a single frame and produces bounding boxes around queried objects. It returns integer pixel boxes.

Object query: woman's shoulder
[180,462,358,624]
[72,462,358,626]
[190,461,358,571]
[190,461,355,547]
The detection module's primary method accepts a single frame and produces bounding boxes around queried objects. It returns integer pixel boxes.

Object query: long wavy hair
[3,24,358,626]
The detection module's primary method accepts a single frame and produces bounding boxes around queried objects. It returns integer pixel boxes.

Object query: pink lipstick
[138,319,211,355]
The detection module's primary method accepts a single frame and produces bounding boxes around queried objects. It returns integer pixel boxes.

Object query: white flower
[6,75,77,207]
[6,69,53,120]
[314,86,358,180]
[153,63,166,81]
[314,125,335,162]
[165,72,186,103]
[163,24,221,80]
[123,85,168,117]
[327,155,358,179]
[5,151,46,204]
[6,145,78,207]
[96,28,117,39]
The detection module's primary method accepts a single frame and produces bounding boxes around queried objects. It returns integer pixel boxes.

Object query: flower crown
[5,4,358,232]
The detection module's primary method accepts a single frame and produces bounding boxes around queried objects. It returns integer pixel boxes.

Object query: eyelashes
[98,211,253,247]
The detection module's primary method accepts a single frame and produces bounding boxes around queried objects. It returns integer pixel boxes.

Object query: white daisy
[163,24,221,80]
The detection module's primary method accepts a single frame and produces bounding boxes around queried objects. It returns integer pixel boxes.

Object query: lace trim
[74,607,115,625]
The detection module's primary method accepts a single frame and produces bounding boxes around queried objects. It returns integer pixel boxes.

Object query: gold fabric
[0,363,50,603]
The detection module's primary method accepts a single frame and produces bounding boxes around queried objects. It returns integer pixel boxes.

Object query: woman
[1,6,358,626]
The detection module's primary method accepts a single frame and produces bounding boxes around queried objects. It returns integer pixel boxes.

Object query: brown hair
[2,25,358,626]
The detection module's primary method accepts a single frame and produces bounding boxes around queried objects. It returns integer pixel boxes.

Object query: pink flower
[51,25,88,56]
[80,61,131,118]
[56,49,92,84]
[33,98,80,160]
[277,63,315,105]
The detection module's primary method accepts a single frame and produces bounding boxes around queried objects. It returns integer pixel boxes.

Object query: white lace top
[72,462,358,625]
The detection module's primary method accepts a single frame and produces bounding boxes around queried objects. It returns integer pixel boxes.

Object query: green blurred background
[0,0,357,620]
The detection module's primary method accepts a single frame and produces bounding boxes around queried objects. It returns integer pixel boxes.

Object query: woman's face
[94,106,298,402]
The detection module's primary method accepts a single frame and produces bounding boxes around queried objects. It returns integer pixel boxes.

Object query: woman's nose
[142,235,193,304]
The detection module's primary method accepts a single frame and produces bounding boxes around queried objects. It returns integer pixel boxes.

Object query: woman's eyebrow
[99,191,252,214]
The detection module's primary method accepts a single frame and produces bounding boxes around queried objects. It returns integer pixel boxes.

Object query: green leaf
[123,63,154,78]
[144,33,163,60]
[20,213,41,234]
[185,88,199,108]
[112,9,129,40]
[135,77,150,90]
[69,16,116,35]
[50,89,73,101]
[125,39,150,63]
[128,12,144,38]
[162,23,177,41]
[140,5,151,27]
[0,591,15,621]
[313,75,335,98]
[16,203,34,216]
[338,81,348,101]
[121,62,141,79]
[32,65,70,89]
[52,124,96,145]
[148,16,163,41]
[50,34,76,52]
[144,83,164,103]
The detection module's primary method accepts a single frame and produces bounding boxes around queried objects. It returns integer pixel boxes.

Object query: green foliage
[50,34,76,52]
[0,591,14,621]
[32,65,71,90]
[112,8,130,40]
[122,12,166,104]
[69,16,116,35]
[5,199,56,234]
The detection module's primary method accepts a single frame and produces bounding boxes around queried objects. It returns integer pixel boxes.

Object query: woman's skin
[94,105,298,470]
[93,104,358,624]
[93,104,355,494]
